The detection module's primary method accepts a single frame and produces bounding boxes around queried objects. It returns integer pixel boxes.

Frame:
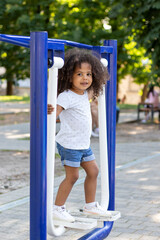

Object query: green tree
[52,0,110,45]
[52,0,133,98]
[0,0,112,94]
[112,0,160,86]
[0,0,58,95]
[0,0,30,94]
[1,0,153,96]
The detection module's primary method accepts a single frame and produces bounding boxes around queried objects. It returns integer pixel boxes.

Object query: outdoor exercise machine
[0,31,119,240]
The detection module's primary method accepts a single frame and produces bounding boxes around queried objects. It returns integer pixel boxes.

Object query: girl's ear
[69,77,72,83]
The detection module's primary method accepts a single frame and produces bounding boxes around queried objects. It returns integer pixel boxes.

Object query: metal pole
[30,31,48,240]
[78,40,117,240]
[105,40,117,213]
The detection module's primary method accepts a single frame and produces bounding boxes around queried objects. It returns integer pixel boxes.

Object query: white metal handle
[47,57,65,236]
[98,58,109,210]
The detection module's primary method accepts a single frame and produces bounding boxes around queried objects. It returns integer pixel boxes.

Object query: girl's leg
[55,166,79,206]
[81,160,111,217]
[81,160,99,203]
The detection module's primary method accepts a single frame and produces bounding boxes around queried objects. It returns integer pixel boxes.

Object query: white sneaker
[91,131,99,137]
[53,205,75,222]
[83,202,111,217]
[94,128,99,134]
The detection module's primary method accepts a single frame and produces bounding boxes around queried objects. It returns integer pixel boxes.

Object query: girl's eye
[87,73,92,76]
[77,73,82,76]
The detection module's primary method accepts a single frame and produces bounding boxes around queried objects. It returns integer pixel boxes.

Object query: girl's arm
[88,90,94,101]
[47,104,63,118]
[47,104,54,114]
[56,104,64,118]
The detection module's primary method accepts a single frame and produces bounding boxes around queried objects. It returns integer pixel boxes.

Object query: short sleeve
[57,91,70,109]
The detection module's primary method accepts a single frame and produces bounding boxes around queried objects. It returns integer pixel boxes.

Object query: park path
[0,102,160,239]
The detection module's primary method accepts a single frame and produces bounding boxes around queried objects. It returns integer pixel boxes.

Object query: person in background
[146,86,159,107]
[142,85,159,123]
[121,94,126,104]
[90,95,120,137]
[90,98,99,137]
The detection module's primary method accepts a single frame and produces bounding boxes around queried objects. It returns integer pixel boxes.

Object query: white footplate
[53,211,121,230]
[80,210,121,222]
[53,217,97,230]
[72,209,121,222]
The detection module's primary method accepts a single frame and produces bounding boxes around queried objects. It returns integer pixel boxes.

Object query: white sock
[84,202,96,209]
[53,204,65,210]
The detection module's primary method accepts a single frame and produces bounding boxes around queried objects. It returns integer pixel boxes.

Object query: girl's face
[71,62,93,95]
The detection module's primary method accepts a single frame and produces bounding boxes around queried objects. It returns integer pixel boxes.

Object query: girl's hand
[47,104,54,114]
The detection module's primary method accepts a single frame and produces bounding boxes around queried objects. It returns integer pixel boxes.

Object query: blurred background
[0,0,160,107]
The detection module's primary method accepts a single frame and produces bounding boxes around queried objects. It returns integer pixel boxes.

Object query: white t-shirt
[56,90,92,149]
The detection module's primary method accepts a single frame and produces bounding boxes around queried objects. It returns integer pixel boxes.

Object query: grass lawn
[117,103,137,110]
[0,95,137,110]
[0,95,30,103]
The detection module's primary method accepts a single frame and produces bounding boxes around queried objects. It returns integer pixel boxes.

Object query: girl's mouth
[80,82,88,86]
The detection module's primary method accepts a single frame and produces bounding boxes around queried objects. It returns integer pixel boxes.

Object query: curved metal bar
[79,222,114,240]
[47,59,65,237]
[0,34,30,48]
[0,33,93,49]
[0,34,30,41]
[98,59,109,211]
[0,34,113,53]
[48,38,93,49]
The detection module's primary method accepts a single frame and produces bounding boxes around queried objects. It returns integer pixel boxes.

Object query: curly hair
[58,48,109,98]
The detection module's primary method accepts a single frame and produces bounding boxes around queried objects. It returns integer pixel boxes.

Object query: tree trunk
[6,81,13,95]
[141,84,148,102]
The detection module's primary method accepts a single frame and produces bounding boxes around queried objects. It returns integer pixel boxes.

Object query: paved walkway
[0,103,160,239]
[0,102,30,114]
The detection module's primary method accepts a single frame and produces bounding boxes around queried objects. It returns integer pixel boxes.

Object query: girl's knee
[93,164,99,178]
[66,172,79,185]
[65,166,79,185]
[88,164,99,179]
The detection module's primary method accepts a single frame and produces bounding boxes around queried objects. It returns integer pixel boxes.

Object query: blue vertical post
[78,40,117,240]
[105,40,117,213]
[30,31,48,240]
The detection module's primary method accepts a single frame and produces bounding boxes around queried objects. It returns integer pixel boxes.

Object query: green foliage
[0,0,113,92]
[108,1,153,85]
[53,0,110,45]
[0,0,59,93]
[123,40,152,85]
[112,0,160,84]
[0,0,30,88]
[1,0,159,94]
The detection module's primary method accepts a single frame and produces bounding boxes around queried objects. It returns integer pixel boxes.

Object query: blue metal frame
[30,32,48,240]
[78,40,117,240]
[0,32,117,240]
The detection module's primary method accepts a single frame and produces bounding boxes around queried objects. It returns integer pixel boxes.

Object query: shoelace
[59,206,66,212]
[85,203,107,213]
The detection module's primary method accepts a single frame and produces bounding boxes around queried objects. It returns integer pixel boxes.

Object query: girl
[48,49,109,222]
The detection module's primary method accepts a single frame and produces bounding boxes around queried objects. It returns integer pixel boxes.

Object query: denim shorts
[56,142,95,167]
